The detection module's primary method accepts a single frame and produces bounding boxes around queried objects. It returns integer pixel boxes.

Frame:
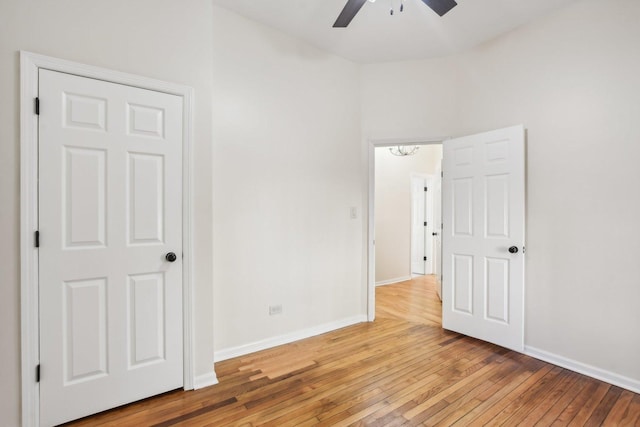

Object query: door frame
[20,51,196,427]
[367,137,447,321]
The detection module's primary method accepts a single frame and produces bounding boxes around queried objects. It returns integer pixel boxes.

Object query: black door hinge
[424,221,427,227]
[35,97,40,115]
[424,187,428,192]
[35,231,40,248]
[36,365,40,382]
[423,256,427,261]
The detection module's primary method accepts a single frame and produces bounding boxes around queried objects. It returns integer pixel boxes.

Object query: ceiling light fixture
[365,0,406,16]
[333,0,456,28]
[389,145,420,156]
[389,0,404,15]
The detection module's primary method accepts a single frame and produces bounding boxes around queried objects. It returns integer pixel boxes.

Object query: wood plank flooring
[67,275,640,426]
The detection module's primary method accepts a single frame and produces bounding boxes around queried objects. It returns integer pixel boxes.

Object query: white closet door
[39,69,184,426]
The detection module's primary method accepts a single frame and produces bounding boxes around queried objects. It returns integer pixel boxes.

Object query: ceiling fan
[333,0,457,27]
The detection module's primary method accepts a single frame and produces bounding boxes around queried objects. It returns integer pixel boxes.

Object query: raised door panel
[485,140,508,164]
[453,178,473,237]
[452,254,473,314]
[127,153,165,245]
[64,93,107,132]
[453,146,473,167]
[127,103,165,139]
[128,274,166,368]
[484,257,509,323]
[63,147,107,249]
[485,174,509,239]
[63,278,108,384]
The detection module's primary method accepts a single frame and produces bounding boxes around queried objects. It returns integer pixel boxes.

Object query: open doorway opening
[369,140,443,319]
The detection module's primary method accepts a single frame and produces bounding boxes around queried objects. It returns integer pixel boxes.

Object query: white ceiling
[211,0,579,63]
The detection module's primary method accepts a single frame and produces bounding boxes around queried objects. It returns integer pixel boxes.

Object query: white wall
[211,7,365,354]
[363,0,640,388]
[374,145,442,283]
[361,57,460,141]
[0,1,215,424]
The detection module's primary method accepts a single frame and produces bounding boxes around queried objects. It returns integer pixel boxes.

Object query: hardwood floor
[67,275,640,426]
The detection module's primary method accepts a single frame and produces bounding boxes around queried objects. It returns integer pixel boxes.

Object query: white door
[442,125,525,352]
[411,177,427,275]
[411,176,434,275]
[433,162,443,299]
[39,69,184,426]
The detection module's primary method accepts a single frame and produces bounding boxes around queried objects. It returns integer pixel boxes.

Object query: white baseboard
[524,345,640,394]
[193,372,219,390]
[214,315,368,362]
[375,276,412,287]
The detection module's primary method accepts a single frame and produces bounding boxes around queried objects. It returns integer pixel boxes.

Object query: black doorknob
[508,246,519,254]
[165,252,177,262]
[432,232,438,236]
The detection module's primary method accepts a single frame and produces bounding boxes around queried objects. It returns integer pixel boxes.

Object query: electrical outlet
[269,304,282,315]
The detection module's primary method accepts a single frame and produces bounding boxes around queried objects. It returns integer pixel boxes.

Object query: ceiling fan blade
[333,0,368,28]
[420,0,457,16]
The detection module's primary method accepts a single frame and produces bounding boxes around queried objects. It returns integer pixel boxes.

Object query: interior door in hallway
[411,176,428,275]
[442,125,525,351]
[411,176,434,276]
[38,69,184,426]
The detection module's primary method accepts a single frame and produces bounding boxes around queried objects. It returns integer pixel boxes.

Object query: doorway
[370,140,443,291]
[367,126,526,353]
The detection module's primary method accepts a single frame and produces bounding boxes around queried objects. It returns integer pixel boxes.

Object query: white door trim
[20,51,198,427]
[366,137,448,321]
